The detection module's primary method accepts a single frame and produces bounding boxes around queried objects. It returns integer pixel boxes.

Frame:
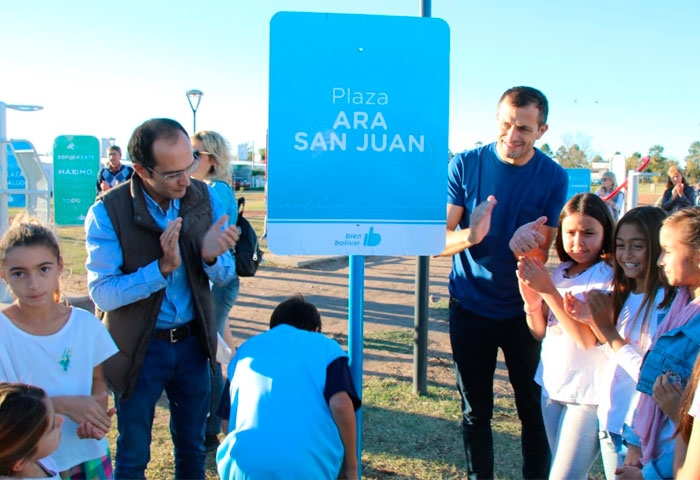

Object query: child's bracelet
[524,302,543,314]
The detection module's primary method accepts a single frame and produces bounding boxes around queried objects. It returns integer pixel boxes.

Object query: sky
[2,0,699,163]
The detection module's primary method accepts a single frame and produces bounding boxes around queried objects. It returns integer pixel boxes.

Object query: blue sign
[6,145,26,208]
[268,12,450,255]
[565,168,592,201]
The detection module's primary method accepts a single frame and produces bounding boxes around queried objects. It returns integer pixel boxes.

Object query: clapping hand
[467,196,497,246]
[201,214,240,264]
[510,216,547,257]
[159,218,182,276]
[516,256,553,294]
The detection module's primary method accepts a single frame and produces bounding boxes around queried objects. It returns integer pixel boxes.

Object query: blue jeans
[114,334,210,480]
[449,299,550,479]
[206,276,239,437]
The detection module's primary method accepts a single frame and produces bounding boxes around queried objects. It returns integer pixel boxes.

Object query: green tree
[540,143,554,158]
[626,152,642,173]
[647,145,668,181]
[684,141,700,182]
[555,144,589,168]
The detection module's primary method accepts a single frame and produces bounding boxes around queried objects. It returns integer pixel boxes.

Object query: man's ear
[536,124,548,140]
[133,163,149,180]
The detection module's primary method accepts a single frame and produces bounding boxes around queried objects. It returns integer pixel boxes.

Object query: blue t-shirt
[217,324,350,479]
[447,143,568,318]
[209,179,238,227]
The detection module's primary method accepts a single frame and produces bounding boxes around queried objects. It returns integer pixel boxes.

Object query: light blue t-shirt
[217,324,347,479]
[447,143,568,318]
[209,179,238,227]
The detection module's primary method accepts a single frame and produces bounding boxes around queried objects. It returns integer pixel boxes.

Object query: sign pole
[348,255,365,475]
[413,0,432,396]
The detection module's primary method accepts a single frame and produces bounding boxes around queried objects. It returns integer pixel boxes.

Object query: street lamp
[185,89,203,133]
[0,101,43,301]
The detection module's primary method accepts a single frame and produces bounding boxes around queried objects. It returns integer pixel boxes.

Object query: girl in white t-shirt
[583,206,674,479]
[0,218,118,479]
[0,382,63,479]
[675,355,700,479]
[517,193,615,480]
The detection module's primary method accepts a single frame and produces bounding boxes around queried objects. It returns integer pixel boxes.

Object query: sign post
[53,135,100,226]
[268,12,450,473]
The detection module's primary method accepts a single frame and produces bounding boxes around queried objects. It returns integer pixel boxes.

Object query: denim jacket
[624,313,700,479]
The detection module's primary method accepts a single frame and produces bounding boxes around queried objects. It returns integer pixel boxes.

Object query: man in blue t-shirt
[440,86,568,479]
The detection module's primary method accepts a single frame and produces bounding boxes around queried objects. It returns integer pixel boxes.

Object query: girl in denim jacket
[616,207,700,479]
[584,207,675,479]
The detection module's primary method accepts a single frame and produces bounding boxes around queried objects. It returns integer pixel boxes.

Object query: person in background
[0,383,64,479]
[661,165,695,214]
[96,145,134,197]
[190,130,240,452]
[217,295,360,480]
[596,171,624,220]
[440,86,568,479]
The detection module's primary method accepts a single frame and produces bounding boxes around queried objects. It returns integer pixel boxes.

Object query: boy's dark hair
[269,294,322,332]
[499,86,549,126]
[108,145,122,156]
[127,118,188,169]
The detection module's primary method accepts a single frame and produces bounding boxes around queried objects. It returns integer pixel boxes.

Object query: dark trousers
[449,298,550,480]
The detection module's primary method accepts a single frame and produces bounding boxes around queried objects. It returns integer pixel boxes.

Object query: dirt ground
[61,254,513,395]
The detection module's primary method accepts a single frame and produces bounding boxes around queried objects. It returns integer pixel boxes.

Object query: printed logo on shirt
[58,348,72,372]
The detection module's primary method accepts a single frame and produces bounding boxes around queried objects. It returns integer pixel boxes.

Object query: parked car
[234,177,251,190]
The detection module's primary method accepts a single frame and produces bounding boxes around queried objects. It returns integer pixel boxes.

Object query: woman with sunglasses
[190,130,240,452]
[596,171,624,220]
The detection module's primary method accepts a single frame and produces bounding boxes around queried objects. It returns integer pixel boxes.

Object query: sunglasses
[147,155,200,182]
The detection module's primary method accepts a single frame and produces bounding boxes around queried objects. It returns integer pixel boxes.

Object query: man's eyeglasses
[147,157,200,182]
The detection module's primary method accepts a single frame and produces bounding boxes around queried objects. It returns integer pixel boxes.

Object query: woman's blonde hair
[192,130,233,185]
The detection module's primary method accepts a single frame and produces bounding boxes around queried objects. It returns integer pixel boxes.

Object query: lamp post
[185,89,203,133]
[0,101,43,301]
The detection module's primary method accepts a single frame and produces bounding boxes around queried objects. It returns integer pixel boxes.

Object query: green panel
[53,135,100,225]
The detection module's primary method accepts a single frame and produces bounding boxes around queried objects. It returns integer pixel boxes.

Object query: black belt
[154,322,197,343]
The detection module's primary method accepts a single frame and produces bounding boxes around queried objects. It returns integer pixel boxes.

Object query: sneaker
[204,434,220,453]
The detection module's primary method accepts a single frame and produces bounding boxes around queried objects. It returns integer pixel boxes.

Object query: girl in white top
[0,218,119,478]
[0,383,63,479]
[584,206,674,480]
[517,193,615,480]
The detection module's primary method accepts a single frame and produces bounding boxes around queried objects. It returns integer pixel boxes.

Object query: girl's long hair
[0,383,49,476]
[611,207,675,339]
[679,355,700,443]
